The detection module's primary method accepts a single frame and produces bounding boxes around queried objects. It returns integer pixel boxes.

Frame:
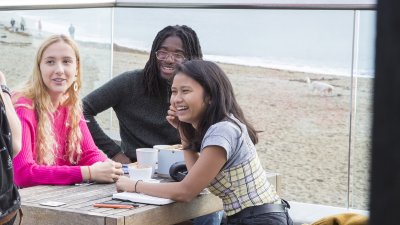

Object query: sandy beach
[0,25,372,210]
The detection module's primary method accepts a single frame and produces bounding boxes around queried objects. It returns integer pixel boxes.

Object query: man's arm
[82,73,131,163]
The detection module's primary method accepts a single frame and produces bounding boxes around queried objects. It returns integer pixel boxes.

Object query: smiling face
[39,41,77,102]
[157,36,185,80]
[170,72,208,128]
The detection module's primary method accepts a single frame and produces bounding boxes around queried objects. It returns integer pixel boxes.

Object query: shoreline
[0,23,373,78]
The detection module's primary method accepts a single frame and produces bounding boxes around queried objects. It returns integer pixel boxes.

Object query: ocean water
[0,8,376,77]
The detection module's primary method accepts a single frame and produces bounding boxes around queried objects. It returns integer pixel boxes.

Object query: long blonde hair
[17,34,83,165]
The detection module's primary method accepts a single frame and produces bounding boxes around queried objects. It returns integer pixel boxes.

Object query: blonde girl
[13,34,123,187]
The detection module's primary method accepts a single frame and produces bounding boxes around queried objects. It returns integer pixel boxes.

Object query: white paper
[112,192,174,205]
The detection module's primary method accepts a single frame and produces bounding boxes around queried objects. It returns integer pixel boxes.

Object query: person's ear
[205,96,212,105]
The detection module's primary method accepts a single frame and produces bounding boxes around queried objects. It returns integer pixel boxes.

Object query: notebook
[112,192,175,205]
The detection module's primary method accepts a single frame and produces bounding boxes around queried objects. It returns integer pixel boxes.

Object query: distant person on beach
[116,60,294,225]
[83,25,223,225]
[12,34,123,188]
[20,17,26,32]
[38,20,42,36]
[10,18,15,32]
[68,24,75,39]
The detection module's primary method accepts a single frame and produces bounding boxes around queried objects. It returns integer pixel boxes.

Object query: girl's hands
[167,104,189,149]
[116,176,135,192]
[166,105,179,129]
[90,160,124,183]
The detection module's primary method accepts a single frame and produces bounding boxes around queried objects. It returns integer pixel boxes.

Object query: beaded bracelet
[88,166,92,182]
[134,180,143,193]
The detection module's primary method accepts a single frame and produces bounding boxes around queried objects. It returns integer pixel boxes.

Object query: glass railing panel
[0,8,113,130]
[0,3,375,209]
[350,10,375,210]
[112,7,356,207]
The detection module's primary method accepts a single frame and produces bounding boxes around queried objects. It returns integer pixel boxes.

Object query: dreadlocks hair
[143,25,203,96]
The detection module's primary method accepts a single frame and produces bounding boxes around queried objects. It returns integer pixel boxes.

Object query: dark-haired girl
[116,60,293,225]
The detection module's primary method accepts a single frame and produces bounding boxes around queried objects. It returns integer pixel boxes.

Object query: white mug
[153,145,184,178]
[136,148,158,176]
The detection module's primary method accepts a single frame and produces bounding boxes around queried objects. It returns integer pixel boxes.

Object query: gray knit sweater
[82,69,179,161]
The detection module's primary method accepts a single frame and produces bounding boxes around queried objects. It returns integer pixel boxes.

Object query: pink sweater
[13,97,107,187]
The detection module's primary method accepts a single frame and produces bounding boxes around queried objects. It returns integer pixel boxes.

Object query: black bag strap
[0,95,22,224]
[0,208,23,225]
[17,208,23,225]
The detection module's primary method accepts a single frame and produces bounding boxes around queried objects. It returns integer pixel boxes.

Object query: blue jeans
[193,210,224,225]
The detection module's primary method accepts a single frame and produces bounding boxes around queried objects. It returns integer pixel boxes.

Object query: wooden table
[16,183,223,225]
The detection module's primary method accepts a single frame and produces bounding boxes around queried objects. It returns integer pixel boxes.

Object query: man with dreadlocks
[83,24,223,225]
[83,25,202,163]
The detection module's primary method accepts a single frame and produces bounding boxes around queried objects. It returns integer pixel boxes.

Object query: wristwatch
[1,85,11,97]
